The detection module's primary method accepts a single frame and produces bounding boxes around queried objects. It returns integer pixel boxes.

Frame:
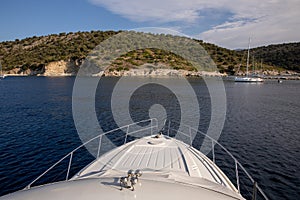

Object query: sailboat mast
[252,56,254,73]
[246,37,251,77]
[0,61,2,76]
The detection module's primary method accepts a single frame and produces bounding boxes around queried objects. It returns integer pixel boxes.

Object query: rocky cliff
[5,59,82,76]
[4,60,298,78]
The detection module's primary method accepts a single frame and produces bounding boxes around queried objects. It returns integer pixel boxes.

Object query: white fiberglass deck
[1,178,243,200]
[1,135,245,200]
[77,136,215,178]
[0,118,269,200]
[73,135,243,199]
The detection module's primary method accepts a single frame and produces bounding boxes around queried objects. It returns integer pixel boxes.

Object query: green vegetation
[0,30,298,75]
[109,48,197,72]
[0,31,119,71]
[246,42,300,71]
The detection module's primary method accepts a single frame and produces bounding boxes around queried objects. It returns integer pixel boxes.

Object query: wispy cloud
[199,0,300,48]
[89,0,300,48]
[89,0,204,22]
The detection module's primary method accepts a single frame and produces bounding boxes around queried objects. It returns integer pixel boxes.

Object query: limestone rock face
[43,61,67,76]
[6,59,81,76]
[43,60,77,76]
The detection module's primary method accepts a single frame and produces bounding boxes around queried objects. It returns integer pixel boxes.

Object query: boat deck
[0,135,246,200]
[1,177,243,200]
[74,135,242,199]
[0,118,267,200]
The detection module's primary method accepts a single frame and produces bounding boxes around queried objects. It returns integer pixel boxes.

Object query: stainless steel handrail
[163,119,269,200]
[25,118,158,189]
[25,117,268,200]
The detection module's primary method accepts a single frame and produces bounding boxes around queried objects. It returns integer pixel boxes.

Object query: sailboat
[235,38,264,82]
[0,61,6,79]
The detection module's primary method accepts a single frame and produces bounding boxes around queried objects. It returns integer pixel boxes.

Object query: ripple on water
[0,77,299,199]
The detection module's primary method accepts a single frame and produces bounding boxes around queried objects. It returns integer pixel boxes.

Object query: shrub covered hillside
[248,42,300,72]
[0,30,297,75]
[0,31,119,72]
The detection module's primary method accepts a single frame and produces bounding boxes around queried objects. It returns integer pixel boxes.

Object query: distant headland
[0,30,299,78]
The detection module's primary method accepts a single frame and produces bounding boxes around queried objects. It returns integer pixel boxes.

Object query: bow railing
[24,118,269,200]
[162,119,269,200]
[25,118,158,189]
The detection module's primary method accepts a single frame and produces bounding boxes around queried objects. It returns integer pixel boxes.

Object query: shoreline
[2,74,300,80]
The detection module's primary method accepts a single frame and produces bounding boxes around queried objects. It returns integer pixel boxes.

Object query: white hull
[235,38,264,83]
[1,135,244,200]
[235,76,264,82]
[0,118,269,200]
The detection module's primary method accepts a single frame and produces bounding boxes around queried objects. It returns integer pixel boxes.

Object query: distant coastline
[3,69,300,80]
[2,59,299,79]
[1,30,300,80]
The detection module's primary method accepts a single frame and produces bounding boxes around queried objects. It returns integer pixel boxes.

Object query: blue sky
[0,0,139,40]
[1,0,299,49]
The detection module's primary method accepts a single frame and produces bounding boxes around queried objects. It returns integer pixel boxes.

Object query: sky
[0,0,299,49]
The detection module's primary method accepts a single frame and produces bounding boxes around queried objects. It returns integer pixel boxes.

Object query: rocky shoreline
[101,68,226,77]
[3,60,300,80]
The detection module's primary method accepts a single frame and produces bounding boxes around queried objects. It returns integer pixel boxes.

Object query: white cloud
[199,0,300,48]
[89,0,206,22]
[89,0,300,48]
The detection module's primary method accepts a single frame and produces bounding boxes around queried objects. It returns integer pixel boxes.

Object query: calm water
[0,77,299,199]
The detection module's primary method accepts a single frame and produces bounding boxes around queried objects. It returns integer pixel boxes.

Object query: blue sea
[0,77,299,199]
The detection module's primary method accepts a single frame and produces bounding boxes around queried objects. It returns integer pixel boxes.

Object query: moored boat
[235,76,264,82]
[0,61,6,79]
[235,38,264,83]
